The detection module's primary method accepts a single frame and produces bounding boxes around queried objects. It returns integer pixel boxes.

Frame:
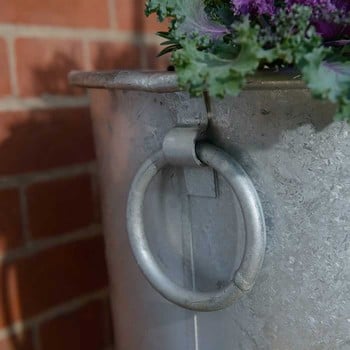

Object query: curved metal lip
[68,69,306,92]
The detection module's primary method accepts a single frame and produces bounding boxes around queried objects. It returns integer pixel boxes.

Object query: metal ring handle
[127,142,266,311]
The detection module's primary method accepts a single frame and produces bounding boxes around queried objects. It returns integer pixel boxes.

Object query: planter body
[84,72,349,350]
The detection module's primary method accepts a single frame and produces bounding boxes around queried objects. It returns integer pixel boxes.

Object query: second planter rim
[68,69,306,92]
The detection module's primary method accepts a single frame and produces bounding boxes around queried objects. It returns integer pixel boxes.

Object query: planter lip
[68,69,306,92]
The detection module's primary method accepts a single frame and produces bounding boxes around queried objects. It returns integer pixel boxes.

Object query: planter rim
[69,70,307,93]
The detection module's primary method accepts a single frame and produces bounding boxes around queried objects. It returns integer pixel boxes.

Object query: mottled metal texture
[75,71,350,350]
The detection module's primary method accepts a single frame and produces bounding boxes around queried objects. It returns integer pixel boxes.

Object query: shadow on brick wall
[0,2,173,350]
[29,52,84,96]
[0,104,111,350]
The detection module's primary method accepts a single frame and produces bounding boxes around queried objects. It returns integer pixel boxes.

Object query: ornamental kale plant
[146,0,350,120]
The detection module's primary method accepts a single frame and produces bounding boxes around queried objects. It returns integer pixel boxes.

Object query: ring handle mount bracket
[162,127,206,167]
[127,127,266,312]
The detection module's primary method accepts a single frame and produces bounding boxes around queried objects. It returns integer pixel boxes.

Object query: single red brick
[0,0,109,28]
[0,235,108,328]
[0,330,34,350]
[146,45,171,70]
[16,38,84,96]
[27,174,95,239]
[39,299,111,350]
[0,188,23,253]
[115,0,169,33]
[89,41,142,70]
[145,12,170,33]
[0,38,11,97]
[0,108,95,175]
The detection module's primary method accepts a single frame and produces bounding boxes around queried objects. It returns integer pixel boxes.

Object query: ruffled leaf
[146,0,228,39]
[301,57,350,120]
[178,0,228,39]
[173,19,268,96]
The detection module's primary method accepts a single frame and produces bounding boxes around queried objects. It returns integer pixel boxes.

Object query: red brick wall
[0,1,168,349]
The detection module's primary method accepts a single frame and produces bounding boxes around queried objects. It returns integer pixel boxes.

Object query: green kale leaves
[146,1,350,121]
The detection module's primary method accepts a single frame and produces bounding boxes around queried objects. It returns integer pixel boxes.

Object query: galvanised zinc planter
[70,70,350,350]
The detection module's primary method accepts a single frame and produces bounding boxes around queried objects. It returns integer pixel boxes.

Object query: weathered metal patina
[69,70,350,350]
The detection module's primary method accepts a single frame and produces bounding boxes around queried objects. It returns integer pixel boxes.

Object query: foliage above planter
[146,0,350,120]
